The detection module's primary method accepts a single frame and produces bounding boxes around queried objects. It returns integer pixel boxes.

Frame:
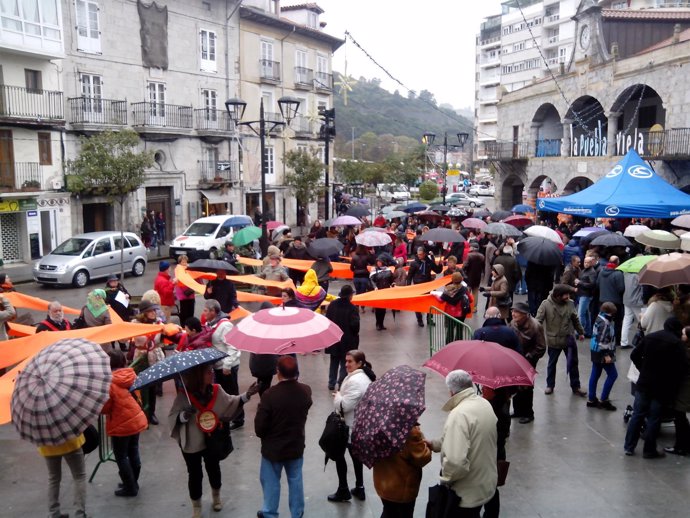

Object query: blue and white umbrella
[130,348,227,392]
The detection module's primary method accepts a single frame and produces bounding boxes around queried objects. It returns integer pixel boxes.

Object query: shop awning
[200,190,229,205]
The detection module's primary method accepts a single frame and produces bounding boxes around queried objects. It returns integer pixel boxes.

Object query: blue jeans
[578,296,592,336]
[624,390,664,455]
[588,362,618,401]
[259,456,304,518]
[353,277,370,295]
[546,346,580,389]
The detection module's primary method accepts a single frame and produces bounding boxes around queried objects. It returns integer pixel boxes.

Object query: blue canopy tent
[538,149,690,219]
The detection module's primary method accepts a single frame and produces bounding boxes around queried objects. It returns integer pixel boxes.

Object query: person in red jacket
[154,261,176,322]
[102,350,148,497]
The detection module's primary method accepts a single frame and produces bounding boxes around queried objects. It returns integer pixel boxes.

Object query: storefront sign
[0,199,37,213]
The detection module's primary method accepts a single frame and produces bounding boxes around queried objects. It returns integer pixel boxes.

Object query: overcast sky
[314,0,505,111]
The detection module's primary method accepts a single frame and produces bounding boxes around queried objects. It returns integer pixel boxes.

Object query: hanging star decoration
[305,97,321,131]
[334,61,356,106]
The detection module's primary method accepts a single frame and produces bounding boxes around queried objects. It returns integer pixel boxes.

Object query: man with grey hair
[36,301,69,332]
[426,369,499,517]
[408,246,441,327]
[202,299,243,429]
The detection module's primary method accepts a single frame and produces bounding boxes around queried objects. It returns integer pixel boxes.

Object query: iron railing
[315,72,333,90]
[428,306,474,356]
[485,141,530,160]
[198,160,239,182]
[617,127,690,159]
[260,59,281,82]
[0,162,42,190]
[68,97,127,125]
[292,116,314,135]
[0,84,64,120]
[194,109,234,132]
[131,102,193,129]
[294,67,313,87]
[535,138,562,157]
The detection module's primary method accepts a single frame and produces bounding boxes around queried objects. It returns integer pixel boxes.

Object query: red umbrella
[502,215,533,227]
[266,220,285,231]
[423,340,537,389]
[461,218,487,231]
[224,306,343,354]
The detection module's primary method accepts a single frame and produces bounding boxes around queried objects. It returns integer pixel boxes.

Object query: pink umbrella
[224,306,343,354]
[502,215,532,227]
[461,218,487,231]
[266,220,285,231]
[423,340,537,389]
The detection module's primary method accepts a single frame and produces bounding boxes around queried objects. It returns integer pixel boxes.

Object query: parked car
[447,192,485,208]
[33,232,148,288]
[169,215,253,260]
[470,185,495,196]
[377,183,411,203]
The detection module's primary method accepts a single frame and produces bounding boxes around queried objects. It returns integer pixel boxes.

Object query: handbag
[631,324,645,348]
[496,295,512,308]
[425,483,461,518]
[318,409,349,464]
[497,459,510,487]
[205,422,234,461]
[82,424,99,454]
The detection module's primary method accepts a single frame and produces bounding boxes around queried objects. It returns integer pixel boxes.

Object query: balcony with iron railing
[0,162,43,191]
[0,85,64,123]
[260,60,281,83]
[131,102,193,135]
[315,72,333,91]
[291,116,314,136]
[194,109,234,135]
[615,127,690,159]
[294,67,313,89]
[198,160,239,184]
[485,141,529,160]
[68,97,127,127]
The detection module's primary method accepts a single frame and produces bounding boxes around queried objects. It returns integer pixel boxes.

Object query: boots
[212,488,222,512]
[327,487,352,502]
[114,469,138,497]
[192,499,202,518]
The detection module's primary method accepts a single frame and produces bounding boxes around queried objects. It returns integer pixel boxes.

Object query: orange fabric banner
[236,292,282,304]
[4,292,80,315]
[229,275,295,290]
[237,256,354,279]
[229,306,252,320]
[8,323,36,337]
[350,276,451,314]
[175,265,207,295]
[354,294,440,313]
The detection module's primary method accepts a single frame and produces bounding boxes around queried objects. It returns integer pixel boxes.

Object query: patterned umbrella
[423,340,537,389]
[11,338,112,446]
[350,365,426,468]
[130,348,227,391]
[355,231,392,247]
[224,306,343,354]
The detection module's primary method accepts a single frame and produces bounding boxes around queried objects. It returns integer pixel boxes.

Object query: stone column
[607,111,621,156]
[561,119,573,157]
[530,122,541,158]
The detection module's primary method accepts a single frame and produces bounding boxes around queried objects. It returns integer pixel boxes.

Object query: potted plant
[22,179,41,191]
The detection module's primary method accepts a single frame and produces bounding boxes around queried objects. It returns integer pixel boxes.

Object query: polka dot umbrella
[224,306,343,355]
[130,348,228,392]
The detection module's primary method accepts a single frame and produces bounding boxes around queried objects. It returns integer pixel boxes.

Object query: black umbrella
[590,233,632,248]
[490,210,512,222]
[402,202,428,213]
[421,228,466,243]
[485,222,522,237]
[346,205,371,218]
[131,349,228,391]
[188,259,239,274]
[580,229,610,248]
[472,208,492,219]
[428,204,452,213]
[307,238,343,258]
[517,237,563,266]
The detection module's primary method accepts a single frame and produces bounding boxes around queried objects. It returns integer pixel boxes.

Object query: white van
[377,184,411,203]
[169,215,253,260]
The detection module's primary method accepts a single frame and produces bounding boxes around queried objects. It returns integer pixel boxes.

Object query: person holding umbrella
[204,269,239,314]
[169,363,259,517]
[328,350,376,503]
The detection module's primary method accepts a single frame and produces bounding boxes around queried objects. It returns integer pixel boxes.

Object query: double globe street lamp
[423,131,470,205]
[225,96,301,255]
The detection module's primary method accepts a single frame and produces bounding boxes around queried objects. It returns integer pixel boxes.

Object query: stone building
[487,0,690,211]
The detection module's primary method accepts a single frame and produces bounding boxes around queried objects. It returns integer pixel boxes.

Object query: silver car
[447,192,485,208]
[33,231,148,288]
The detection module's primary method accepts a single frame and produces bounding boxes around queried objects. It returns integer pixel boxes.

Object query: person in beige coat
[479,264,511,320]
[426,370,499,515]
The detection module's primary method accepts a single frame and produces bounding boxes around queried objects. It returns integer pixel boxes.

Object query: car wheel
[209,247,218,259]
[132,260,146,277]
[72,270,89,288]
[470,202,476,207]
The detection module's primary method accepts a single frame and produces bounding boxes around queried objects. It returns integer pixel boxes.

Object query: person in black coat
[249,302,280,395]
[472,307,522,353]
[204,269,238,314]
[525,261,556,316]
[325,285,360,390]
[407,247,442,327]
[624,317,688,458]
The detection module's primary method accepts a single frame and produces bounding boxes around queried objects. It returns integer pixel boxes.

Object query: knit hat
[159,261,170,271]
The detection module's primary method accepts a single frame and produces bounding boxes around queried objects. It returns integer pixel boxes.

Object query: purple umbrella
[350,365,426,468]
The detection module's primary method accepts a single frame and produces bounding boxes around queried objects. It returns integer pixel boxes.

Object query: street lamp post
[225,96,300,255]
[423,131,470,204]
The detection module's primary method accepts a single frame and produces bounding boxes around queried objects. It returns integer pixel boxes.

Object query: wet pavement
[1,277,690,517]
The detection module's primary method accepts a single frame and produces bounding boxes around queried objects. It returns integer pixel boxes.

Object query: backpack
[446,290,471,319]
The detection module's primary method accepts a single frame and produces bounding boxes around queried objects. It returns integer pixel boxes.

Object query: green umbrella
[617,255,658,273]
[232,225,262,247]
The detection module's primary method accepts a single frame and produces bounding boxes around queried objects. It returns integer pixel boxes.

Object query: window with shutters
[38,133,52,165]
[76,0,100,53]
[148,82,165,119]
[24,69,42,92]
[202,89,217,121]
[264,145,275,180]
[80,73,102,113]
[200,29,217,72]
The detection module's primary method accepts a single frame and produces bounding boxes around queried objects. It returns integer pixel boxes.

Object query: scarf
[86,289,108,318]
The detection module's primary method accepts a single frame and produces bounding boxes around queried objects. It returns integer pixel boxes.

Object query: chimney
[610,42,619,59]
[673,23,681,44]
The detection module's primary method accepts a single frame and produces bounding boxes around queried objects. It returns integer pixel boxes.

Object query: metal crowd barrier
[428,305,473,356]
[88,415,115,483]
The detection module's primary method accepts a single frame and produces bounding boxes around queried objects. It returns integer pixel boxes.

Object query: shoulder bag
[318,406,349,465]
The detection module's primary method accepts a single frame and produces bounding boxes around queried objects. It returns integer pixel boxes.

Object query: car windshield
[183,223,219,237]
[52,238,92,256]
